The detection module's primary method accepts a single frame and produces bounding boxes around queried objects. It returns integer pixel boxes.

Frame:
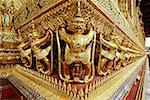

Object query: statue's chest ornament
[70,36,85,51]
[72,36,84,44]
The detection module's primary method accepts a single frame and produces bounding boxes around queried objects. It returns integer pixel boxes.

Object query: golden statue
[18,22,53,75]
[8,1,15,31]
[97,25,125,76]
[110,32,123,70]
[124,48,138,65]
[97,33,118,76]
[120,39,132,67]
[31,23,53,75]
[56,0,96,83]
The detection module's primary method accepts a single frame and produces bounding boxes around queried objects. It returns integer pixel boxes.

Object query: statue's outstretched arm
[84,29,95,44]
[59,28,71,42]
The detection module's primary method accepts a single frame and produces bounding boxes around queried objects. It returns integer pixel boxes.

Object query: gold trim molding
[0,55,146,99]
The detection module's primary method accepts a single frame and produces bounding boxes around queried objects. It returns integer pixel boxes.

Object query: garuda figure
[97,31,118,76]
[109,32,123,70]
[57,1,96,83]
[123,48,137,65]
[120,39,132,67]
[31,24,53,75]
[118,45,127,67]
[18,23,53,75]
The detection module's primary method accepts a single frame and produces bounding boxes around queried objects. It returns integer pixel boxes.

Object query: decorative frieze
[14,0,144,50]
[0,56,146,100]
[0,0,145,99]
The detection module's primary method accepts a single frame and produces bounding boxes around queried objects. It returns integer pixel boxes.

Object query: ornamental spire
[76,0,81,17]
[68,0,85,32]
[31,20,38,38]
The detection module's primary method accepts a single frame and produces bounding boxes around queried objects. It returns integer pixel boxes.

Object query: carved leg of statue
[23,57,30,67]
[98,57,109,76]
[107,60,114,74]
[114,58,121,70]
[43,58,51,75]
[122,58,127,67]
[63,63,70,80]
[117,59,121,69]
[127,58,131,65]
[37,61,44,71]
[128,58,131,64]
[129,58,133,64]
[36,57,51,75]
[120,59,123,67]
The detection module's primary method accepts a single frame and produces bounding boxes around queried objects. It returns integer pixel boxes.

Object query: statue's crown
[31,21,38,37]
[71,0,85,23]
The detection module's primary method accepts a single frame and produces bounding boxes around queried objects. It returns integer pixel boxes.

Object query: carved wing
[58,28,72,43]
[101,49,116,60]
[34,45,51,60]
[100,35,118,49]
[23,49,31,57]
[32,32,50,46]
[84,29,95,45]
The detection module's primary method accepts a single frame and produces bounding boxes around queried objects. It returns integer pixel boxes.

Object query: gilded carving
[31,24,53,75]
[16,0,144,82]
[57,0,96,83]
[18,22,53,75]
[0,0,146,99]
[97,27,118,76]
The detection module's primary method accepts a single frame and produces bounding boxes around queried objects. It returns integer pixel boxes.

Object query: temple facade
[0,0,147,100]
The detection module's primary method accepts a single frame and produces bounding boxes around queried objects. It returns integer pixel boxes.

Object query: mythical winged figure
[56,0,96,83]
[31,24,53,75]
[97,33,118,76]
[18,23,53,75]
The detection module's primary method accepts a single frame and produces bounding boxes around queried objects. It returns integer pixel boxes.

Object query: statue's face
[70,19,86,34]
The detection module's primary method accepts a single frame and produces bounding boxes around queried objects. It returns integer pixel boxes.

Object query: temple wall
[0,0,146,99]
